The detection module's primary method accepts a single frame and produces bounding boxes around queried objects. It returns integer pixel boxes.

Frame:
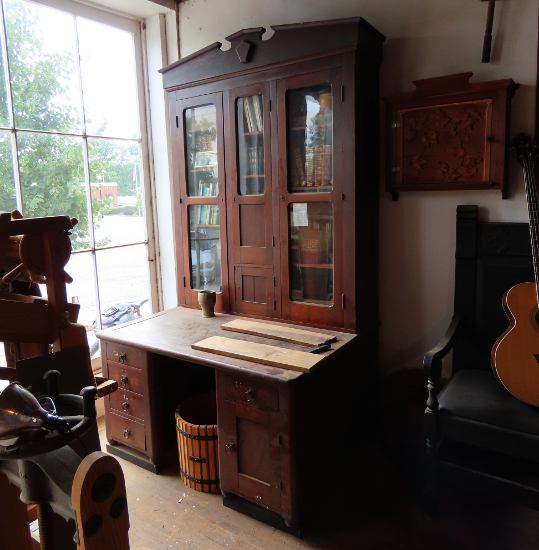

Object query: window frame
[0,0,160,344]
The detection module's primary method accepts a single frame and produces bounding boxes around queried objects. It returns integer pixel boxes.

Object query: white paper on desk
[292,203,308,227]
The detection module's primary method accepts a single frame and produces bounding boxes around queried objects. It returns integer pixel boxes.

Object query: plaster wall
[174,0,537,371]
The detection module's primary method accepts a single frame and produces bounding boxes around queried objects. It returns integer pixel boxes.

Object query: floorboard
[98,369,539,549]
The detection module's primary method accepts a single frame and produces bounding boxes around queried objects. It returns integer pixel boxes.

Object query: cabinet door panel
[277,70,344,328]
[175,93,229,312]
[217,374,282,513]
[225,83,279,317]
[233,265,275,316]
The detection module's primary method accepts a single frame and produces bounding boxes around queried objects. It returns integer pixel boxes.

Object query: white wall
[170,0,537,371]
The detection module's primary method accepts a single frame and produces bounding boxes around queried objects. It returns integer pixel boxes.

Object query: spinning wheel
[1,210,77,286]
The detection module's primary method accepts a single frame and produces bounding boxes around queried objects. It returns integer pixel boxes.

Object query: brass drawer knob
[120,373,128,385]
[122,398,130,411]
[224,441,236,453]
[117,352,127,364]
[123,428,130,439]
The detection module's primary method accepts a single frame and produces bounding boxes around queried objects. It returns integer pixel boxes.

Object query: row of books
[296,223,333,265]
[241,95,263,133]
[194,205,220,226]
[291,144,333,188]
[197,180,218,197]
[244,145,264,176]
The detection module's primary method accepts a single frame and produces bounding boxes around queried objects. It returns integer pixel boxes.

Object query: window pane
[185,104,218,197]
[88,138,145,248]
[287,85,333,193]
[77,17,139,138]
[188,204,221,291]
[96,245,151,329]
[237,95,264,195]
[17,132,89,250]
[64,252,99,356]
[289,202,333,305]
[0,35,9,127]
[0,131,16,211]
[5,0,82,133]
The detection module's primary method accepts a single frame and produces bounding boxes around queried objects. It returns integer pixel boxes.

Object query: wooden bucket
[175,392,219,493]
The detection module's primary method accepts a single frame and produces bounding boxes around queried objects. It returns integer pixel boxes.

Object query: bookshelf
[164,18,384,331]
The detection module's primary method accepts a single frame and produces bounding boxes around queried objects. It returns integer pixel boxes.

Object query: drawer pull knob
[122,399,130,411]
[123,428,130,439]
[224,441,236,453]
[118,352,127,364]
[244,387,256,403]
[120,373,128,385]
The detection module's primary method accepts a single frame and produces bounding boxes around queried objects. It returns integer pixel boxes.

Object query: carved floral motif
[401,101,489,184]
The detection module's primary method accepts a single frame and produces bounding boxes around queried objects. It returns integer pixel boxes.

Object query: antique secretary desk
[99,18,384,533]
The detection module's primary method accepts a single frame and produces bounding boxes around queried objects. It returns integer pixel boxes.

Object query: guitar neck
[522,153,539,305]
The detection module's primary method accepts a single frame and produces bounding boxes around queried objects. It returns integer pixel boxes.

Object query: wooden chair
[423,205,539,503]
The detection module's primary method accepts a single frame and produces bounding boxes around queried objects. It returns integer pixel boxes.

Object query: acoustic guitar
[492,134,539,406]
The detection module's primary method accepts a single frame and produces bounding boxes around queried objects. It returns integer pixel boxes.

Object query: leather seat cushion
[438,369,539,436]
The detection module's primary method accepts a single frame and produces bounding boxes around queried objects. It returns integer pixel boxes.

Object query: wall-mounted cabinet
[162,18,385,333]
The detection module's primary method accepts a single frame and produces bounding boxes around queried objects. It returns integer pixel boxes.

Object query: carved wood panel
[384,73,518,199]
[398,100,491,186]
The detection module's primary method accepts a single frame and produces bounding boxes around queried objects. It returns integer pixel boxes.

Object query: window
[0,0,156,363]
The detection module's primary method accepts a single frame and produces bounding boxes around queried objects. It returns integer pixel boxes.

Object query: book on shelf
[242,96,263,133]
[196,204,219,226]
[290,145,332,188]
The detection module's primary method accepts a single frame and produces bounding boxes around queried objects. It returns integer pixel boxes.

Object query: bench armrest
[423,316,460,414]
[423,316,460,381]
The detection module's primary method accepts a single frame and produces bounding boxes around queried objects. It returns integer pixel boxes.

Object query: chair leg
[422,409,440,514]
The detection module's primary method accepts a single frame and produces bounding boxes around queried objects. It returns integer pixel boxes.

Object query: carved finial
[235,40,252,63]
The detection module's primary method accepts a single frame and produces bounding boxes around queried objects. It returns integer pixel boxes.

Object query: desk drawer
[107,362,145,395]
[109,388,145,421]
[222,375,279,412]
[109,412,146,453]
[106,342,147,369]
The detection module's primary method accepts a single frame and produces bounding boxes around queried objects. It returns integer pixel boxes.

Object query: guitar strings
[521,144,539,306]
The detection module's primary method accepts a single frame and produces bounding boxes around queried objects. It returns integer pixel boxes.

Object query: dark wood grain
[163,17,384,336]
[384,73,518,198]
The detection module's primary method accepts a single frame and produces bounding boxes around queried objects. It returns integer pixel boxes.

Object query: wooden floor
[99,370,539,550]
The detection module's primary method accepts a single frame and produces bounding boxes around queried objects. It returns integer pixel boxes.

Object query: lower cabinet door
[217,381,283,513]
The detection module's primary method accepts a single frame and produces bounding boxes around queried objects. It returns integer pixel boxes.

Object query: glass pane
[287,84,333,193]
[289,202,333,305]
[5,0,82,133]
[185,104,218,197]
[64,252,99,357]
[0,34,9,127]
[17,132,89,251]
[88,138,145,248]
[237,95,264,195]
[77,17,139,138]
[96,244,151,329]
[0,131,16,211]
[188,204,221,291]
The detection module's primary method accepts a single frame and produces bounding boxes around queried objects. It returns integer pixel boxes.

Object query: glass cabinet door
[287,85,333,193]
[288,202,333,305]
[185,104,219,197]
[188,204,221,292]
[237,94,265,196]
[278,71,343,327]
[177,93,228,310]
[226,84,276,317]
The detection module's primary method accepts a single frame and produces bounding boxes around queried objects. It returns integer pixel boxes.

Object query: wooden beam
[146,0,176,9]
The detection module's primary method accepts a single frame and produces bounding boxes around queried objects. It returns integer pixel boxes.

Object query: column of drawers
[102,341,153,465]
